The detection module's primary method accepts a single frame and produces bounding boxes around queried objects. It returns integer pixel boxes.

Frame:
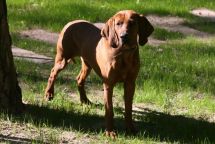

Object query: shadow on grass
[133,107,215,143]
[3,104,215,143]
[0,134,48,144]
[10,2,114,31]
[184,19,215,34]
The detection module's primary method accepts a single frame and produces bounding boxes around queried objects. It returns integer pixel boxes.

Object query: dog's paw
[105,130,117,139]
[44,92,54,101]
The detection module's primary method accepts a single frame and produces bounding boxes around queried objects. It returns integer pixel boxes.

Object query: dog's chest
[108,52,137,81]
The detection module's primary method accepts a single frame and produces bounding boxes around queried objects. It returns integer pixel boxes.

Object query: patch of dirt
[0,120,41,143]
[21,29,59,45]
[191,8,215,22]
[12,46,53,64]
[60,132,95,144]
[0,119,95,143]
[147,15,212,38]
[148,37,166,46]
[148,15,185,26]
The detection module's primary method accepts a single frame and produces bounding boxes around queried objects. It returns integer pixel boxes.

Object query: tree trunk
[0,0,24,113]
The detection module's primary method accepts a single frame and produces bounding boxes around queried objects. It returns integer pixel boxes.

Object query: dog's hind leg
[45,54,68,101]
[76,58,92,104]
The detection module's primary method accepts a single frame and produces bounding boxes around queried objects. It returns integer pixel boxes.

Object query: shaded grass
[185,16,215,34]
[1,101,215,143]
[152,28,185,41]
[12,33,55,57]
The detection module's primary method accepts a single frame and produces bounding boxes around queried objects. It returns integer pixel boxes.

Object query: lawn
[1,0,215,143]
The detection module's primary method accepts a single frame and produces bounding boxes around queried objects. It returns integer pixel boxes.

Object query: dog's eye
[116,21,123,26]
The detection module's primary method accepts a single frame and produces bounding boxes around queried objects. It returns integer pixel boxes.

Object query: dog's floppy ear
[101,18,119,48]
[138,14,154,46]
[101,19,110,39]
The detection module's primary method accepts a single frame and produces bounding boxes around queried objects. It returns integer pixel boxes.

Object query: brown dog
[45,10,153,138]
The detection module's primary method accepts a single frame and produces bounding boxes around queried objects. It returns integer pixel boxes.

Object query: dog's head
[101,10,154,48]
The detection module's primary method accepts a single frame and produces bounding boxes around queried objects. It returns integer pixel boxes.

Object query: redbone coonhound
[45,10,154,138]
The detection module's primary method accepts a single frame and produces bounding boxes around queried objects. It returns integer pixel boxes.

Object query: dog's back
[57,20,101,60]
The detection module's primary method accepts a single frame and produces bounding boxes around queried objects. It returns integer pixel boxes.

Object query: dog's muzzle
[120,32,129,44]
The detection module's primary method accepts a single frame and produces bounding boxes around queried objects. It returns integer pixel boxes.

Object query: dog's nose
[120,32,128,39]
[120,32,128,43]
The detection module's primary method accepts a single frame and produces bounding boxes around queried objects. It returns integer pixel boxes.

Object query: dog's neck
[112,45,138,58]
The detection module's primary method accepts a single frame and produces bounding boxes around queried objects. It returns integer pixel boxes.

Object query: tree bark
[0,0,24,113]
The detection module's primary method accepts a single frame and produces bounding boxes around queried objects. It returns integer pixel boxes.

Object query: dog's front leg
[103,83,116,139]
[124,80,137,134]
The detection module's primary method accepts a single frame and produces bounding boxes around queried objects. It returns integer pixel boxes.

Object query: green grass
[7,0,215,32]
[152,28,185,41]
[185,17,215,34]
[135,38,215,114]
[12,33,55,57]
[1,0,215,143]
[9,37,215,143]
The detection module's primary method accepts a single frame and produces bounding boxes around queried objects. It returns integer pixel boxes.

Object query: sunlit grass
[152,28,185,41]
[12,33,55,57]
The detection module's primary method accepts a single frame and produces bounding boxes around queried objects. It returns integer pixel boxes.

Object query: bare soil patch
[147,15,212,38]
[21,29,59,45]
[12,46,53,63]
[148,37,166,46]
[190,8,215,22]
[0,119,94,143]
